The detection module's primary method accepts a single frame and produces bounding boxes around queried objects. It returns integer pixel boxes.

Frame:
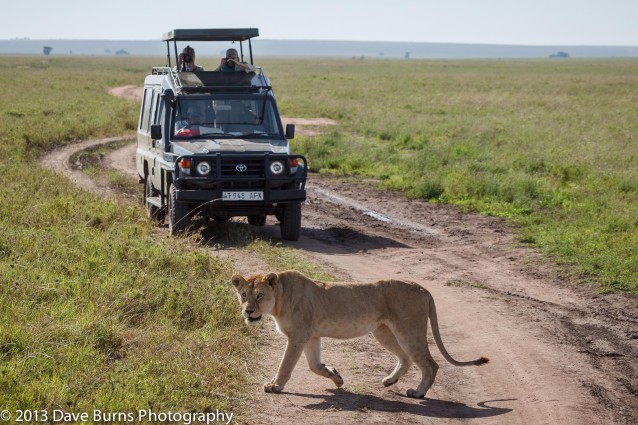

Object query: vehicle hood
[171,139,289,155]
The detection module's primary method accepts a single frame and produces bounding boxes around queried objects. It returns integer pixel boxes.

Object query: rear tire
[168,183,191,235]
[279,202,301,241]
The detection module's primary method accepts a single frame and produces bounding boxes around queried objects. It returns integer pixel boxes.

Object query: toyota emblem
[235,164,248,173]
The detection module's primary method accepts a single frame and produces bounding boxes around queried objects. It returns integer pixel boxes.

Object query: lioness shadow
[287,388,514,419]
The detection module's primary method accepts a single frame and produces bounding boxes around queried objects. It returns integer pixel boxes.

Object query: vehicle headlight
[196,161,212,176]
[270,160,285,175]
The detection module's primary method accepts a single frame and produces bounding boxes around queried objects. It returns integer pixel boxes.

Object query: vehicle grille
[220,158,265,178]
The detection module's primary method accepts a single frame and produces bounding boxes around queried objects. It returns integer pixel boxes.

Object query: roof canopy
[162,28,259,42]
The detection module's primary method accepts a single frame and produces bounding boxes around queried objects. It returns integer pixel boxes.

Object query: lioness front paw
[263,381,285,393]
[406,388,426,398]
[330,370,344,388]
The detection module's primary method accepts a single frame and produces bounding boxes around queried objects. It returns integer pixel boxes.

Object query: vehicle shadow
[197,219,411,253]
[286,389,514,419]
[259,223,412,253]
[196,219,263,249]
[298,226,412,252]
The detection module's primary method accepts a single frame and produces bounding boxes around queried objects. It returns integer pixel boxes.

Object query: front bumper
[173,153,307,205]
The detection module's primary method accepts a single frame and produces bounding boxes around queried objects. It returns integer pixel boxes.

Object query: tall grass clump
[0,57,250,414]
[261,58,638,295]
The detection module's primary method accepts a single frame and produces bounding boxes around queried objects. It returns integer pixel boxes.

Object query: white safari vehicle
[136,28,307,240]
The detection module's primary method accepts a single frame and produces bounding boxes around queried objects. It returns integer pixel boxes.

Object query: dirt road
[39,88,637,424]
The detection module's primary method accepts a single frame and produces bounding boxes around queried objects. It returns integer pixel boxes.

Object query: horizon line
[3,37,638,48]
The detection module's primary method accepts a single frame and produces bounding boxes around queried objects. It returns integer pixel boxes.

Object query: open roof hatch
[162,28,259,69]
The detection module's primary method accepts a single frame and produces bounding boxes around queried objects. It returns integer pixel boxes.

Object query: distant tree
[115,49,130,55]
[43,46,53,55]
[550,51,570,58]
[405,51,411,59]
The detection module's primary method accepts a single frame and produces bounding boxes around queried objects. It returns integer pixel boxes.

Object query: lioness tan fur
[231,270,488,398]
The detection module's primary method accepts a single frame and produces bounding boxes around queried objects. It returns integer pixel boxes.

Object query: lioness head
[231,273,278,324]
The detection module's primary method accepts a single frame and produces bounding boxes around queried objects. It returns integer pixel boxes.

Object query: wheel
[279,202,301,241]
[247,214,266,226]
[168,183,191,235]
[145,178,165,222]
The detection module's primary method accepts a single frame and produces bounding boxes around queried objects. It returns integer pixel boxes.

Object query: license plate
[222,191,264,201]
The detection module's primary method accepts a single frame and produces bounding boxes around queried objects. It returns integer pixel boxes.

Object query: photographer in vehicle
[214,48,255,73]
[176,45,203,72]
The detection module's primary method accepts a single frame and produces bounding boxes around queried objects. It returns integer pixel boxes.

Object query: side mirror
[285,123,295,140]
[150,124,162,140]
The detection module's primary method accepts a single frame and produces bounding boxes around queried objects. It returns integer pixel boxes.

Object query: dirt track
[39,88,638,424]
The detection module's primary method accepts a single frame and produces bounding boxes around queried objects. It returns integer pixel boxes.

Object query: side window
[147,91,158,131]
[140,89,153,132]
[153,95,163,126]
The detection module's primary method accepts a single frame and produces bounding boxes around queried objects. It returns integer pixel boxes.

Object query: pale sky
[3,0,638,46]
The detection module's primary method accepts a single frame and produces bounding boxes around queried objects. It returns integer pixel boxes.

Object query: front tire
[279,202,301,241]
[145,178,164,222]
[168,183,191,235]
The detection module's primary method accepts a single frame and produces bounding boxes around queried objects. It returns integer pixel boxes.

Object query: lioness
[231,270,488,398]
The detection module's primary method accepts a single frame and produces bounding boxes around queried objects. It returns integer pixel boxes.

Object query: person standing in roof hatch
[176,45,204,72]
[214,48,255,73]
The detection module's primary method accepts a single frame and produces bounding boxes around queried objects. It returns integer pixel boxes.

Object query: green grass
[260,58,638,295]
[2,54,636,415]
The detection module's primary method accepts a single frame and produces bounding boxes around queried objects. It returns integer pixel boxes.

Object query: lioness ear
[230,274,244,288]
[264,273,278,288]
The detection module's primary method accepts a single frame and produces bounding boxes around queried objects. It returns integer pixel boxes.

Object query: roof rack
[151,67,272,95]
[162,28,258,42]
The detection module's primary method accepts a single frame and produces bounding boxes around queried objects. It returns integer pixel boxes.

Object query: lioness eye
[256,293,263,300]
[241,293,247,300]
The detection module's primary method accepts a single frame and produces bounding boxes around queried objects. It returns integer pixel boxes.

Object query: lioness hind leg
[392,329,439,398]
[402,343,439,398]
[406,354,438,398]
[373,324,412,387]
[304,337,343,387]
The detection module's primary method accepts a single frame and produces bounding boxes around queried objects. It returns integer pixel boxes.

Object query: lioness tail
[428,297,489,366]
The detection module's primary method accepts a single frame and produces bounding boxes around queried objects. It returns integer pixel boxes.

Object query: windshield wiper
[241,132,278,139]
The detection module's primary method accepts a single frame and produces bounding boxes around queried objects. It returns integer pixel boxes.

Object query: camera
[182,54,192,63]
[225,57,236,67]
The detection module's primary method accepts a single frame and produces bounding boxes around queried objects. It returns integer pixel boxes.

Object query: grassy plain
[262,58,638,295]
[1,54,636,415]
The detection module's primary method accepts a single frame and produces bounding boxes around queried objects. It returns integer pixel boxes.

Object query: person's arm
[213,58,225,72]
[236,61,256,73]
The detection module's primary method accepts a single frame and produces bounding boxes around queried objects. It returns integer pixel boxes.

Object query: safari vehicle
[136,28,307,240]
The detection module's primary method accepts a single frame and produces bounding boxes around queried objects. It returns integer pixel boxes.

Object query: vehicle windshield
[173,97,282,139]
